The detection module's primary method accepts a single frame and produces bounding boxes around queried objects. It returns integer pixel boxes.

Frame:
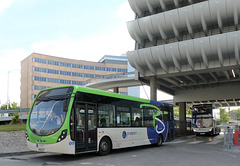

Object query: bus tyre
[156,134,163,147]
[98,137,111,156]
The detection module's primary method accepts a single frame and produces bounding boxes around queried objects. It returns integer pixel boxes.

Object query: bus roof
[38,85,171,107]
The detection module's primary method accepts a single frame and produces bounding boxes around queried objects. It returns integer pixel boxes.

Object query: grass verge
[0,124,26,132]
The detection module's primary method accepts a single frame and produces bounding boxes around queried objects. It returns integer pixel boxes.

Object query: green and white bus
[26,86,174,155]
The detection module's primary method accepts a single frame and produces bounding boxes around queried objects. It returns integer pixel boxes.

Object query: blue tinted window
[47,69,59,74]
[47,78,59,83]
[32,85,50,90]
[33,58,127,73]
[60,71,71,76]
[60,79,71,84]
[72,64,76,68]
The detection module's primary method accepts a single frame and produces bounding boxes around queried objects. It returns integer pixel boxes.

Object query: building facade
[21,53,128,108]
[126,0,240,107]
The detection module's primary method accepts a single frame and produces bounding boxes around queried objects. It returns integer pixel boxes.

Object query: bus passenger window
[98,104,115,127]
[163,111,170,121]
[116,105,131,127]
[100,118,106,127]
[134,117,141,127]
[143,109,153,127]
[143,107,162,127]
[132,107,143,127]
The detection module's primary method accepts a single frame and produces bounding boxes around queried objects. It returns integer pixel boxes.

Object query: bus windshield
[29,87,73,136]
[193,115,213,128]
[192,104,213,128]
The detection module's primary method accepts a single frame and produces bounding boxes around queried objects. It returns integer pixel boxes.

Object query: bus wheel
[156,134,163,147]
[98,137,111,156]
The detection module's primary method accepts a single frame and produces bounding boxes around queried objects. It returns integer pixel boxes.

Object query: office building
[21,53,128,108]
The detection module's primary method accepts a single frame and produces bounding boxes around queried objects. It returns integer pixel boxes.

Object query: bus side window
[132,107,143,127]
[163,111,170,121]
[116,105,131,127]
[143,107,163,127]
[98,104,115,128]
[143,108,153,127]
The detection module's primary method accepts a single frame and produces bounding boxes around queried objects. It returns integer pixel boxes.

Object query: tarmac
[0,130,240,156]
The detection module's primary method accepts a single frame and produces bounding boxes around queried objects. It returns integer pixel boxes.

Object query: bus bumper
[27,135,75,154]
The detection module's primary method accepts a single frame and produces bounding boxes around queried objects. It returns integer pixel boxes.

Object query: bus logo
[69,141,75,146]
[122,131,127,139]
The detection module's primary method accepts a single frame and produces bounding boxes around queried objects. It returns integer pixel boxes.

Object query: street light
[7,71,10,109]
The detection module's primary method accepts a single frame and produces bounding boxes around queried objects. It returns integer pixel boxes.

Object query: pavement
[0,130,29,155]
[0,130,240,155]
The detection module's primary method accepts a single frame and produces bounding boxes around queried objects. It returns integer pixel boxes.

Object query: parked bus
[192,104,220,136]
[26,86,174,155]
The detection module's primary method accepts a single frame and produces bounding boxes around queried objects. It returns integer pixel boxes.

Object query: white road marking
[187,141,204,144]
[206,141,222,144]
[170,140,188,144]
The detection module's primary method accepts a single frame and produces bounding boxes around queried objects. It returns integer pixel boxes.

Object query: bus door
[75,102,97,153]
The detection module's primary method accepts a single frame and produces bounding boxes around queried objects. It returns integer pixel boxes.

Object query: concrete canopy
[127,0,240,107]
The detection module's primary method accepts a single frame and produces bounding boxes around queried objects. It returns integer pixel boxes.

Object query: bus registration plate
[36,144,46,152]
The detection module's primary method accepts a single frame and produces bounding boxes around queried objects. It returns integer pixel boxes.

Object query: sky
[0,0,172,106]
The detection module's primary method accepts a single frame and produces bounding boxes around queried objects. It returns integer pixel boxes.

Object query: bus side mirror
[63,100,69,112]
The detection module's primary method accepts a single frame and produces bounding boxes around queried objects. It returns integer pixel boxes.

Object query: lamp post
[7,71,10,109]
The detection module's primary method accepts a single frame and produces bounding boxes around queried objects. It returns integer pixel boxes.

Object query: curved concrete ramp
[84,77,144,90]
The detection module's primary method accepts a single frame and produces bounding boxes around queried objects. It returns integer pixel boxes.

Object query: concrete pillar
[150,76,157,101]
[113,87,119,93]
[178,102,187,135]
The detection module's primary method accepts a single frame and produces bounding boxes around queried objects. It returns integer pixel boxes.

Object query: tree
[219,108,230,124]
[1,102,21,124]
[173,106,191,119]
[230,108,240,120]
[0,102,20,110]
[173,106,179,119]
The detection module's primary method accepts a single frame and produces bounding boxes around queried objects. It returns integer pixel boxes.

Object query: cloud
[0,49,30,104]
[0,1,136,105]
[117,2,135,21]
[31,25,135,61]
[0,0,14,13]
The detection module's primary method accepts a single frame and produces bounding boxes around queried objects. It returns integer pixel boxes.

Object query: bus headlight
[193,128,197,132]
[208,128,212,132]
[25,131,29,141]
[57,129,67,142]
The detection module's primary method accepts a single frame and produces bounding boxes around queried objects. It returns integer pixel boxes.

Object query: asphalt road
[0,134,239,166]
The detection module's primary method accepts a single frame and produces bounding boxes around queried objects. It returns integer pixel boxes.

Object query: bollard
[233,126,240,146]
[224,127,233,149]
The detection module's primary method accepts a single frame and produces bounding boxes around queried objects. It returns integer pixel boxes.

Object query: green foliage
[0,102,20,110]
[173,107,179,118]
[11,114,20,124]
[0,102,21,124]
[173,106,191,119]
[219,108,230,124]
[186,109,191,115]
[230,108,240,120]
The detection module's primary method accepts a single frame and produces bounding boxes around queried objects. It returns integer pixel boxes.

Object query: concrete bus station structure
[86,0,240,135]
[126,0,240,135]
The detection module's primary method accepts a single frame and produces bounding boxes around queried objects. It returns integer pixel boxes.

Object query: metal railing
[174,120,193,137]
[0,109,30,122]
